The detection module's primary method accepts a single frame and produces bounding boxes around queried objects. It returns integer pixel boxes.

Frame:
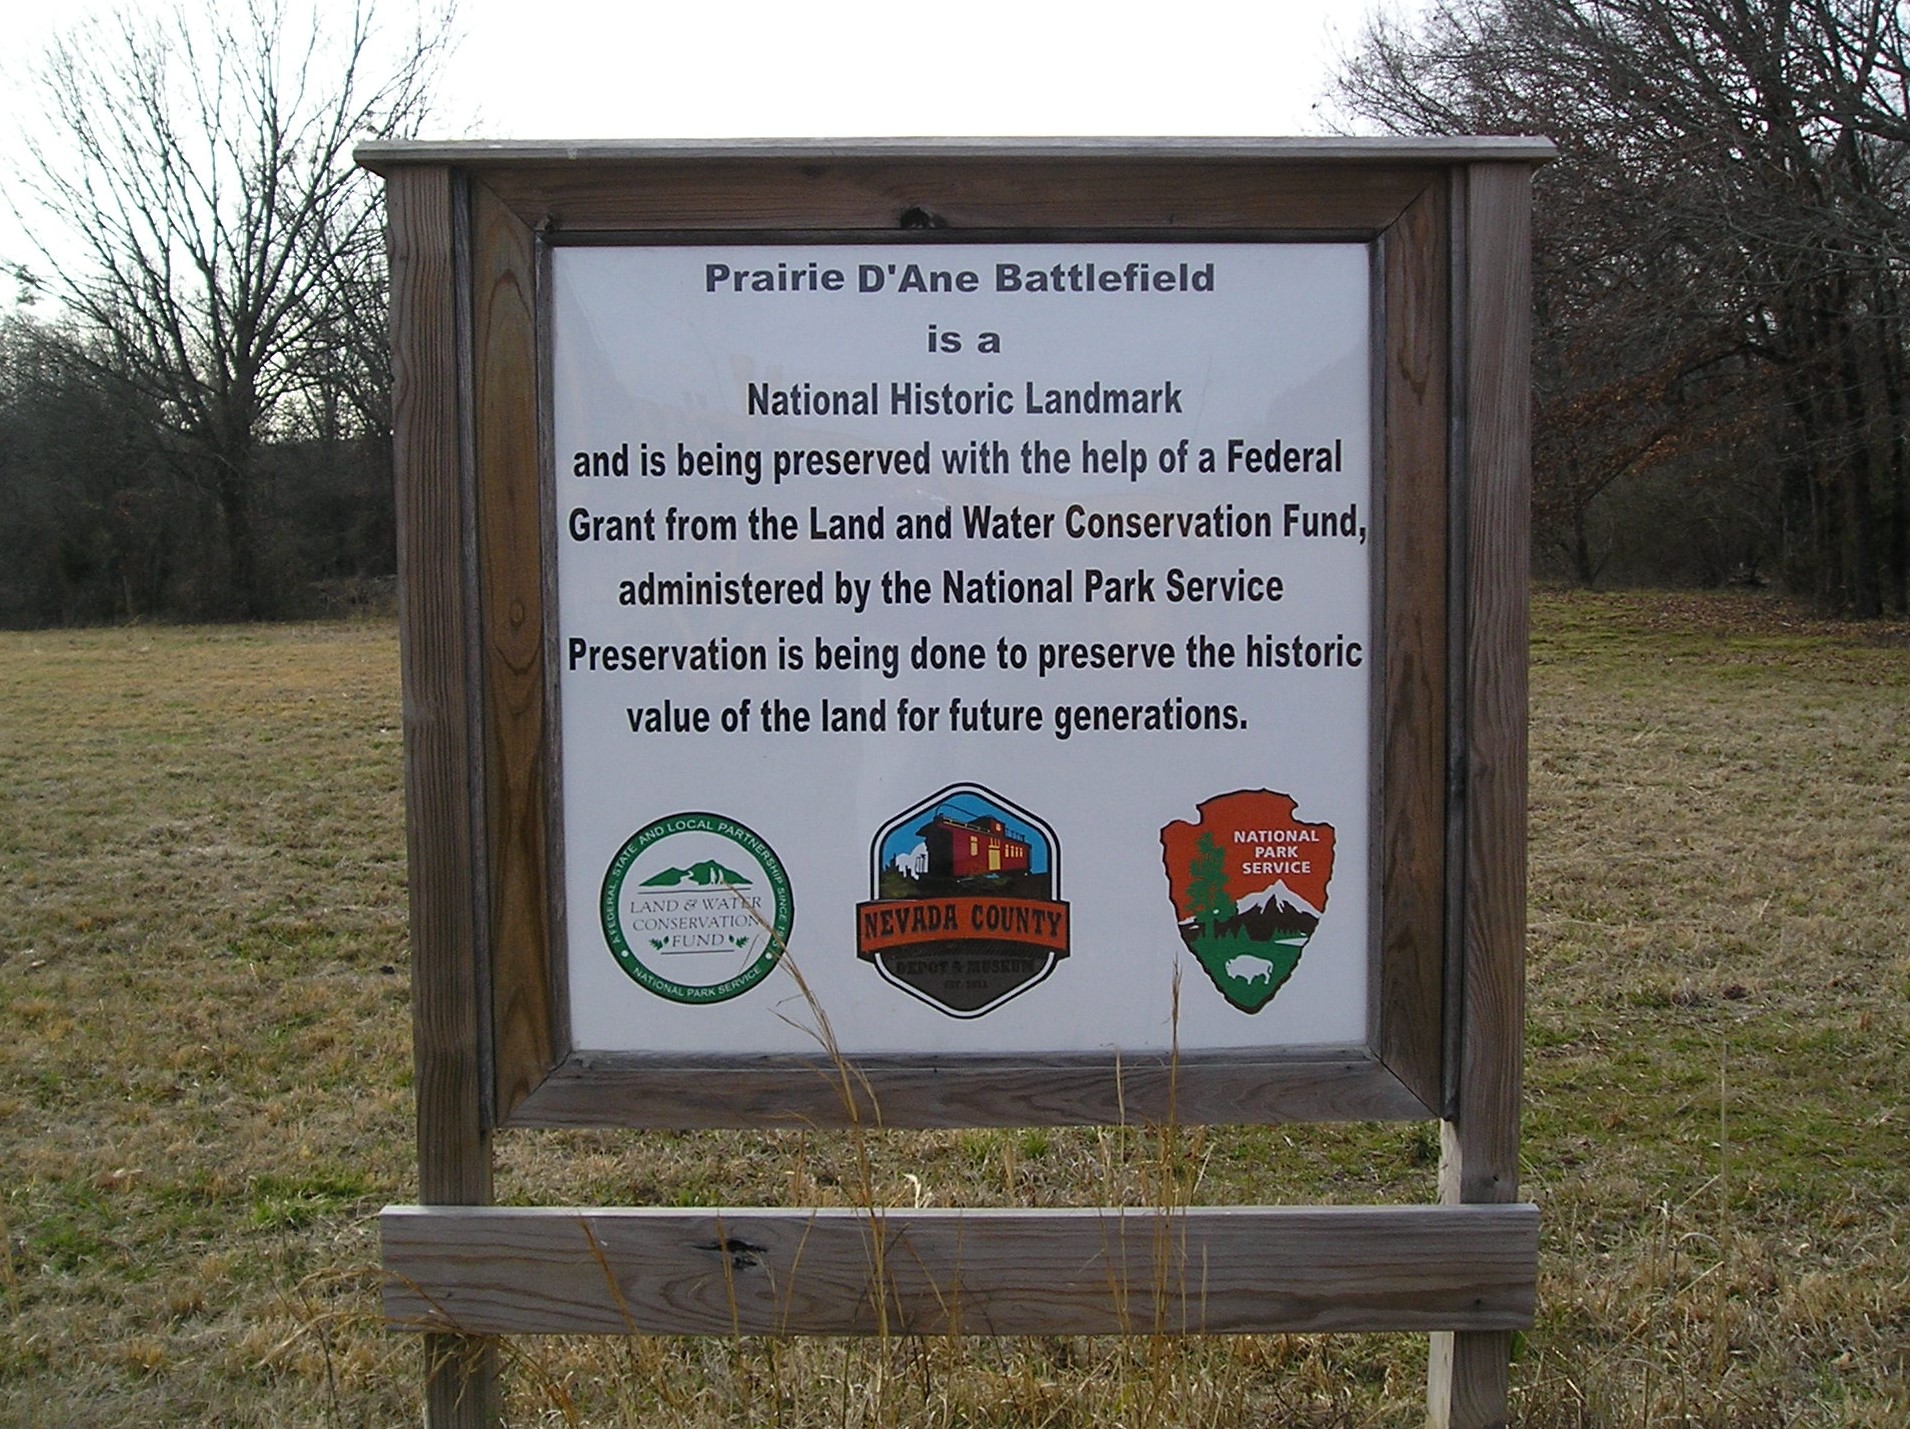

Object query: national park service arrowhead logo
[600,813,793,1005]
[856,784,1069,1018]
[1160,790,1335,1014]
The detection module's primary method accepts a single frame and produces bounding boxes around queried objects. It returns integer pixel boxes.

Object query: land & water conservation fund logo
[600,813,794,1004]
[1160,789,1336,1014]
[857,784,1069,1017]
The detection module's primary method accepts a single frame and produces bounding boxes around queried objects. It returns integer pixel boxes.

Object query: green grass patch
[2,596,1908,1424]
[246,1171,374,1231]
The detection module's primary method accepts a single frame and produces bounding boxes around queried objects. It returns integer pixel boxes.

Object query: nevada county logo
[856,784,1069,1018]
[600,813,794,1005]
[1160,790,1336,1014]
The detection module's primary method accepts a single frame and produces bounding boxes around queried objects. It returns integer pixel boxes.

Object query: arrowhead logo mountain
[1160,790,1335,1014]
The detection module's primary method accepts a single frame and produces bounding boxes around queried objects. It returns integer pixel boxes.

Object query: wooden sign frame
[358,138,1549,1429]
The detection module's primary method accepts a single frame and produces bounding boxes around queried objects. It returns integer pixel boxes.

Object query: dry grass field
[1,591,1905,1426]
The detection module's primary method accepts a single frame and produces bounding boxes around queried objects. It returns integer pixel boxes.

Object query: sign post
[359,138,1549,1429]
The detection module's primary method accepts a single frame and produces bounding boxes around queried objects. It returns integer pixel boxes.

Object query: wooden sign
[357,137,1550,1429]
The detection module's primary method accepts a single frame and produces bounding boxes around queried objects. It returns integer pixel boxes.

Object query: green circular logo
[599,813,794,1004]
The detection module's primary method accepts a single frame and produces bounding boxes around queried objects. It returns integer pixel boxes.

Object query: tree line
[0,0,444,625]
[2,0,1905,626]
[1337,0,1910,614]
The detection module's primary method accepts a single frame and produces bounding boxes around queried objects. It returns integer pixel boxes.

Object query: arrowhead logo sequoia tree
[1159,790,1335,1014]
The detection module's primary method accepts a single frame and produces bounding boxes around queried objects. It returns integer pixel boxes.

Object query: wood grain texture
[386,164,499,1429]
[1430,1330,1518,1429]
[383,1203,1538,1337]
[1427,160,1538,1429]
[1448,162,1532,1210]
[388,165,491,1207]
[422,1334,497,1429]
[357,137,1561,170]
[502,1048,1431,1130]
[471,160,1435,236]
[469,178,555,1121]
[1376,181,1451,1114]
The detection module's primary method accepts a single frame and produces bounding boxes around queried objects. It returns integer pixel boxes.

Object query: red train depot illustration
[914,812,1032,878]
[859,786,1069,1018]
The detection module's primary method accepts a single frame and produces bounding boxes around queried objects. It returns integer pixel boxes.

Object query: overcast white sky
[0,0,1385,297]
[442,0,1366,139]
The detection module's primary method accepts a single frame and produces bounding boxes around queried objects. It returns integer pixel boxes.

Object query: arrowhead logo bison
[1160,790,1335,1014]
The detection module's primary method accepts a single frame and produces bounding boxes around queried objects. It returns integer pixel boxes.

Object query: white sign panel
[552,243,1371,1056]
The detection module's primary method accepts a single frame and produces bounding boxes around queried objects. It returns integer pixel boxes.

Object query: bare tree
[1335,0,1910,611]
[15,0,452,616]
